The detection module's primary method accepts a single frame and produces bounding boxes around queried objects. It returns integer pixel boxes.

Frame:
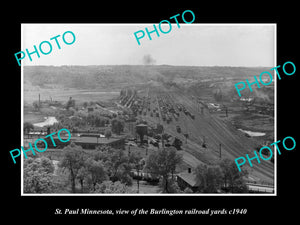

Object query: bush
[23,157,55,193]
[93,181,130,193]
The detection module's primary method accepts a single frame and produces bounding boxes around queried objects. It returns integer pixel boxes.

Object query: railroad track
[141,87,274,183]
[157,89,273,181]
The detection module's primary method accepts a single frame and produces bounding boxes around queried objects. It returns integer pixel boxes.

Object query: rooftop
[71,136,124,144]
[44,133,125,144]
[136,123,148,127]
[177,172,200,187]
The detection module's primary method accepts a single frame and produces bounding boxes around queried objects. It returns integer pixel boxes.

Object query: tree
[93,181,130,193]
[33,101,39,111]
[136,125,147,144]
[108,149,132,185]
[85,158,108,191]
[94,148,135,186]
[105,130,112,139]
[194,164,222,193]
[111,119,124,135]
[39,157,55,174]
[86,111,106,127]
[158,177,182,193]
[76,167,88,192]
[114,163,133,185]
[83,102,88,108]
[59,143,86,193]
[23,157,55,193]
[219,159,248,193]
[145,147,182,193]
[66,97,75,110]
[156,124,164,134]
[172,137,182,150]
[128,152,143,192]
[24,122,34,136]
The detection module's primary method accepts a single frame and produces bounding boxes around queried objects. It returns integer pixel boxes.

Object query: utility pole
[185,126,188,144]
[184,133,188,144]
[162,120,165,149]
[146,135,148,155]
[162,132,165,150]
[137,165,140,194]
[202,135,206,148]
[219,143,222,159]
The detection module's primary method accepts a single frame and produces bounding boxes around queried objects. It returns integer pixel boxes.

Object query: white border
[21,23,277,196]
[21,23,24,196]
[274,24,277,196]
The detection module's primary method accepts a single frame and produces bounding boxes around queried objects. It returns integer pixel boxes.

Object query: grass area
[130,180,159,194]
[24,103,58,125]
[23,112,47,124]
[24,87,120,105]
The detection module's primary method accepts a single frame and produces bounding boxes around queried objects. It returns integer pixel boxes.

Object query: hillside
[24,65,272,90]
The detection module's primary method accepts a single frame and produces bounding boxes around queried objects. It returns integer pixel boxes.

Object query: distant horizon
[23,64,273,68]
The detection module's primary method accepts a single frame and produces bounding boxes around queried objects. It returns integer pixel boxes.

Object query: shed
[177,169,200,192]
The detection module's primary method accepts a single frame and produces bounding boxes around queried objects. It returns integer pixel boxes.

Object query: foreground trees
[24,142,248,194]
[85,158,108,191]
[60,143,86,193]
[94,147,141,186]
[24,122,34,135]
[111,119,124,135]
[219,159,248,193]
[58,144,142,193]
[195,164,222,193]
[145,147,182,193]
[24,157,55,193]
[194,159,248,193]
[93,181,131,193]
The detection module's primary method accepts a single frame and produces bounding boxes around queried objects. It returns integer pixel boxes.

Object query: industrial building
[176,168,200,192]
[36,133,125,150]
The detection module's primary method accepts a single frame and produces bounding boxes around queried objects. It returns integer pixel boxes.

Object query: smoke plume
[143,54,156,65]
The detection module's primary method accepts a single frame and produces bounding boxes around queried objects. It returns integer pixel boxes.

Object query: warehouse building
[176,168,200,192]
[36,133,125,150]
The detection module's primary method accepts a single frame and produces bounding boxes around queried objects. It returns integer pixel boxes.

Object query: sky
[21,23,275,67]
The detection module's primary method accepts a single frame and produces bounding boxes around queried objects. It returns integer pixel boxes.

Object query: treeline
[60,144,141,193]
[24,144,142,193]
[23,144,184,194]
[23,143,248,194]
[24,65,270,90]
[24,65,157,89]
[193,160,248,193]
[51,110,123,134]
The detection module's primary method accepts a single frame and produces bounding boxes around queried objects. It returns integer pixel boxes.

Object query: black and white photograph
[3,4,298,221]
[21,24,276,195]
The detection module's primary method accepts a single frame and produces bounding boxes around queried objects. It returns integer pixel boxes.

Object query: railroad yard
[118,83,274,185]
[23,65,275,193]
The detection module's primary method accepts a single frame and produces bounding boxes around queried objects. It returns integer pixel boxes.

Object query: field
[23,65,275,189]
[24,88,120,105]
